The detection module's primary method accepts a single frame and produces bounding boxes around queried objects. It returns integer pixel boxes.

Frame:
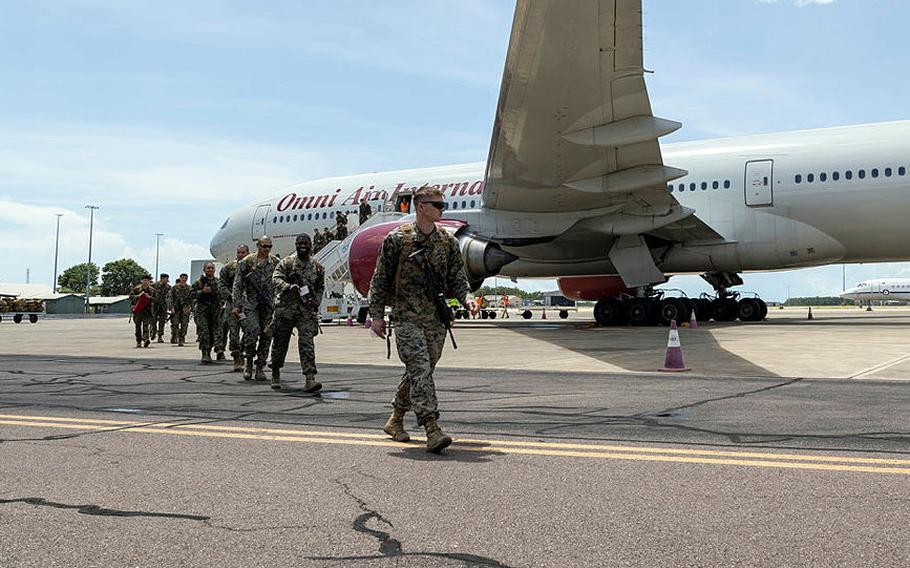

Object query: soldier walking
[322,226,334,245]
[335,210,348,240]
[168,273,193,346]
[358,198,372,225]
[313,228,325,254]
[152,273,171,342]
[270,234,325,392]
[368,186,477,453]
[129,274,156,348]
[191,262,223,364]
[219,244,249,371]
[232,236,279,381]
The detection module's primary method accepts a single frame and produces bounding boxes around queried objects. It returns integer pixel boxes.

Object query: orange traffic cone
[689,307,698,329]
[807,307,814,320]
[659,320,690,372]
[541,307,547,320]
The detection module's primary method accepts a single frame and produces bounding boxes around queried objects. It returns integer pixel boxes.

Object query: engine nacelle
[348,220,517,297]
[557,275,633,301]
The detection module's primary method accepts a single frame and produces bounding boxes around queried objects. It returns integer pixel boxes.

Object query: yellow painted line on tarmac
[2,414,909,475]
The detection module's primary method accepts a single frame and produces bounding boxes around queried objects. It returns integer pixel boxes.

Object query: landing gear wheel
[593,298,625,326]
[737,298,762,322]
[626,298,655,326]
[712,298,739,322]
[693,299,713,322]
[756,299,768,320]
[657,298,691,327]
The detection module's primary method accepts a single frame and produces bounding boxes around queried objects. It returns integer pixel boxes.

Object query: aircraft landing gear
[701,271,768,323]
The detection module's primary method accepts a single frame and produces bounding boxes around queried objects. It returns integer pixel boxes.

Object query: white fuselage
[211,121,910,279]
[841,279,910,302]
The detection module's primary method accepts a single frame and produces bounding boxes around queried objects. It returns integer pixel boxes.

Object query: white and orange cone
[659,320,690,372]
[689,307,698,329]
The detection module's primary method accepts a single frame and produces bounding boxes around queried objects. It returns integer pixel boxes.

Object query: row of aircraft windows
[446,200,477,210]
[795,166,907,184]
[667,180,732,193]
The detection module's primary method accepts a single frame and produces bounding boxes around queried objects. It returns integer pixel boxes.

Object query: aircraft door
[251,204,270,240]
[744,160,774,207]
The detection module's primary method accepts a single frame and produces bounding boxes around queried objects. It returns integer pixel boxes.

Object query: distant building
[542,290,576,307]
[88,295,131,314]
[0,283,55,298]
[40,293,85,314]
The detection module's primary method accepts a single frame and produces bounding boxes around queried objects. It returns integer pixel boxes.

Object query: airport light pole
[154,233,164,278]
[53,213,63,293]
[84,205,99,312]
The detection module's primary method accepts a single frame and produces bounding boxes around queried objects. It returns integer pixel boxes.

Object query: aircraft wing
[482,0,723,257]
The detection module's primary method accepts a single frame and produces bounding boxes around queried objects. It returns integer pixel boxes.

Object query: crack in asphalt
[0,497,209,521]
[305,476,515,566]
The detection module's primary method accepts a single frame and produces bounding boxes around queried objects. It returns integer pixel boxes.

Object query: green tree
[101,258,151,296]
[57,262,100,294]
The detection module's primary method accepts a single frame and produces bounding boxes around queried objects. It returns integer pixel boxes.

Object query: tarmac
[1,307,908,566]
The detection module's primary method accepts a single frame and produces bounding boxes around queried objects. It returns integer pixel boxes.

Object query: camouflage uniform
[129,284,156,344]
[218,261,243,358]
[270,255,325,375]
[232,253,279,368]
[358,201,372,225]
[368,223,471,425]
[191,275,224,352]
[168,283,193,344]
[335,211,348,240]
[313,231,325,253]
[152,282,171,340]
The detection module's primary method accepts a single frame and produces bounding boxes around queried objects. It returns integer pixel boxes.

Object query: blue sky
[2,0,909,300]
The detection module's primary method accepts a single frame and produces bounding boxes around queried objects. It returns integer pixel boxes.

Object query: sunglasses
[259,244,273,249]
[420,201,445,210]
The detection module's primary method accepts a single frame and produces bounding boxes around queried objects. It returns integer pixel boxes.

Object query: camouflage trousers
[240,304,273,368]
[194,305,224,352]
[222,306,242,356]
[392,321,446,425]
[133,310,155,342]
[171,311,190,342]
[270,314,318,375]
[155,309,169,338]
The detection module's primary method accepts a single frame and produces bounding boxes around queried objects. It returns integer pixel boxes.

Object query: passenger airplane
[841,279,910,303]
[210,1,910,326]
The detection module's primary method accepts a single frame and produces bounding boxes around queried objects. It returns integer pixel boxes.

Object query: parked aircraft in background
[211,1,910,326]
[841,279,910,303]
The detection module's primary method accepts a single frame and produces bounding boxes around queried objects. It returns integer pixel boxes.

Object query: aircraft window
[293,214,298,222]
[461,201,467,208]
[679,183,686,191]
[820,173,827,182]
[307,213,312,220]
[470,200,476,208]
[689,183,696,191]
[220,217,230,229]
[700,182,707,190]
[323,212,328,219]
[273,216,277,223]
[667,185,673,193]
[832,171,840,181]
[795,175,802,184]
[807,174,815,183]
[900,167,907,176]
[859,169,866,179]
[885,167,893,177]
[872,168,879,178]
[846,170,853,180]
[712,181,719,190]
[452,202,458,210]
[724,180,731,189]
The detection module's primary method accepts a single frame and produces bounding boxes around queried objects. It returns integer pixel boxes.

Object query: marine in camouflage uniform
[233,236,279,381]
[270,234,325,391]
[313,229,325,253]
[129,275,156,348]
[368,186,475,453]
[168,274,193,346]
[219,244,249,371]
[358,198,372,226]
[335,211,348,240]
[152,274,171,342]
[190,262,223,364]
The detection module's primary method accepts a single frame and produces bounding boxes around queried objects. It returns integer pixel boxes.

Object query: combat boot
[201,349,213,364]
[157,335,164,344]
[254,365,267,382]
[271,368,281,390]
[424,419,452,453]
[232,354,243,372]
[178,338,185,347]
[242,358,253,381]
[143,339,150,348]
[136,340,142,348]
[216,350,226,361]
[383,407,410,442]
[303,374,322,393]
[170,336,177,345]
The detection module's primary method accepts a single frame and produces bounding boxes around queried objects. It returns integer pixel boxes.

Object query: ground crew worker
[233,236,279,381]
[358,198,372,225]
[168,273,192,346]
[191,262,223,364]
[368,185,477,453]
[313,228,325,253]
[500,294,510,318]
[152,273,171,342]
[270,234,325,392]
[129,274,156,348]
[335,210,348,240]
[219,244,249,371]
